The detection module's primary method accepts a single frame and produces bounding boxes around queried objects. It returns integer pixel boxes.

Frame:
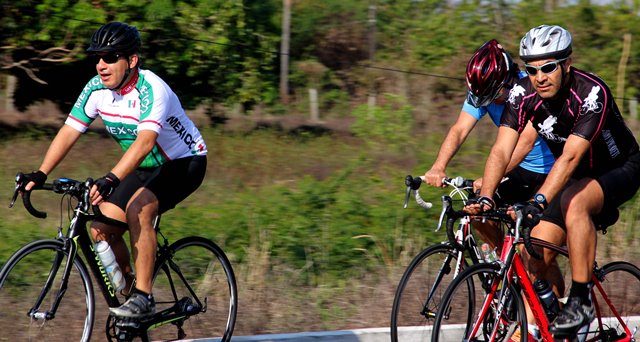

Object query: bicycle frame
[405,176,487,320]
[35,198,122,321]
[471,233,554,342]
[472,220,636,342]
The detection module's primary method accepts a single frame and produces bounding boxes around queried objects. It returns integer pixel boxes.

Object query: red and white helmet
[465,39,516,108]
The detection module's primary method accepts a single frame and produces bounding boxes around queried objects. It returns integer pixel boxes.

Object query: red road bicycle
[431,205,640,342]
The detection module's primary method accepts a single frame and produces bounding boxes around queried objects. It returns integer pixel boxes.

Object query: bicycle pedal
[176,297,201,314]
[115,317,141,330]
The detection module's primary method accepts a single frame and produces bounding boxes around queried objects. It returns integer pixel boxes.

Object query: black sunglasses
[89,53,125,64]
[524,58,568,76]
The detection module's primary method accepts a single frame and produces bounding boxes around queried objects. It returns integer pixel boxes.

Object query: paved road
[183,317,640,341]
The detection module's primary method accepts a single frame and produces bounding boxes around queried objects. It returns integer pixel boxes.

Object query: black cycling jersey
[501,67,639,178]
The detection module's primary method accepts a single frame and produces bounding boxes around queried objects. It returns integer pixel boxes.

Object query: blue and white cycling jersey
[461,72,554,174]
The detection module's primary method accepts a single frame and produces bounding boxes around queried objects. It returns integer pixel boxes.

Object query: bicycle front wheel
[391,243,470,342]
[150,236,237,341]
[0,239,95,342]
[432,263,527,342]
[587,261,640,342]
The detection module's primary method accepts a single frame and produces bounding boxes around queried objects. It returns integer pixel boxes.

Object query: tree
[1,0,280,112]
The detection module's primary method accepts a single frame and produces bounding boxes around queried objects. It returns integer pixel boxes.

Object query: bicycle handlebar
[9,172,95,219]
[403,174,542,257]
[403,175,475,209]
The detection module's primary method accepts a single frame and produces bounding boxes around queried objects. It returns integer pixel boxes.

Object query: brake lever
[9,183,20,208]
[9,173,25,209]
[436,195,452,231]
[403,185,412,209]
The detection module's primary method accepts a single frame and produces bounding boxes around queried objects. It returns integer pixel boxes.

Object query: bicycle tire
[0,239,95,342]
[432,262,528,342]
[149,236,237,341]
[390,242,470,342]
[585,261,640,342]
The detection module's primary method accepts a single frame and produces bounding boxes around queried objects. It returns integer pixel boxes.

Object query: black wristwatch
[533,193,548,209]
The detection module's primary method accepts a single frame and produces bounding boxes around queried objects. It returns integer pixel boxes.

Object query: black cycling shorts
[495,166,547,207]
[542,152,640,230]
[106,155,207,217]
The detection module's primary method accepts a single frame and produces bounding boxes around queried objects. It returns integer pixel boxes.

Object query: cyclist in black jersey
[424,40,554,257]
[466,25,640,337]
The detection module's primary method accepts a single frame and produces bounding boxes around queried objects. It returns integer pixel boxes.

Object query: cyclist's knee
[126,189,158,215]
[91,221,126,242]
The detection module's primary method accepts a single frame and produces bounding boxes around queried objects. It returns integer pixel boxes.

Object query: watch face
[534,194,545,203]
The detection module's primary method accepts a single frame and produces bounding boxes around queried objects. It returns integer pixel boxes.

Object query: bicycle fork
[29,237,79,321]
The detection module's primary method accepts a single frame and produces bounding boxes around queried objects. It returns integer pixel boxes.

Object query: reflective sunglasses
[467,86,503,108]
[524,58,568,76]
[89,53,125,64]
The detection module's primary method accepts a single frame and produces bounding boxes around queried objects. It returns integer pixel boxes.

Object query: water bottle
[95,240,125,292]
[481,243,498,263]
[534,279,559,320]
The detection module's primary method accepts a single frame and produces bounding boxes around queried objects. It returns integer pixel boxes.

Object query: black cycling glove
[95,172,120,199]
[519,201,544,228]
[22,170,47,189]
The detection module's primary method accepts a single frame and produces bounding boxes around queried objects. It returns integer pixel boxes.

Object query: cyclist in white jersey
[22,22,208,318]
[424,39,555,253]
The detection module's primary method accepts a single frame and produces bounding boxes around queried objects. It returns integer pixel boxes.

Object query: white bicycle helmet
[519,25,572,62]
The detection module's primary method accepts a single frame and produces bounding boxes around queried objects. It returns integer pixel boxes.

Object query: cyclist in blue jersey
[21,22,208,318]
[424,39,555,252]
[468,25,640,338]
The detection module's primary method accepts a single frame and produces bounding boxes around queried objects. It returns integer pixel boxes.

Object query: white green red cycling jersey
[66,68,208,168]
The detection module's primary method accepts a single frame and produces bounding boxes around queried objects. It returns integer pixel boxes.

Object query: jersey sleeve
[572,84,609,142]
[137,82,166,133]
[65,77,102,133]
[501,83,530,133]
[462,100,488,120]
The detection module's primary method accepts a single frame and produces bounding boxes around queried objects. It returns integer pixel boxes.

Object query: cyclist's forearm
[480,127,518,198]
[38,125,82,174]
[110,130,158,179]
[431,128,469,171]
[480,150,510,198]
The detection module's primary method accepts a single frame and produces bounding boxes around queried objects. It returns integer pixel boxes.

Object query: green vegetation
[3,1,640,116]
[2,125,639,334]
[3,0,640,335]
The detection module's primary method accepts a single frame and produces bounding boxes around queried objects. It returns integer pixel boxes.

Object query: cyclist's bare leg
[472,220,504,252]
[562,178,603,283]
[91,202,135,293]
[126,187,159,295]
[522,221,566,326]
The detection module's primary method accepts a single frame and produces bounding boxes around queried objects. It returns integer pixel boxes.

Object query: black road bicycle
[0,173,238,341]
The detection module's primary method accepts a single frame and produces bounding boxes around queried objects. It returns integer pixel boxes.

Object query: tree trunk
[279,0,292,104]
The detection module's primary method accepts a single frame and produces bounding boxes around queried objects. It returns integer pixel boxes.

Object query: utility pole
[617,33,631,115]
[280,0,292,104]
[368,3,377,111]
[368,4,376,64]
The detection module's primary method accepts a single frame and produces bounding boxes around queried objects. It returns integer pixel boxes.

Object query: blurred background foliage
[3,0,640,115]
[1,0,640,335]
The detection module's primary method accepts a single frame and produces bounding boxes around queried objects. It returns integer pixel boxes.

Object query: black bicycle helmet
[87,22,141,54]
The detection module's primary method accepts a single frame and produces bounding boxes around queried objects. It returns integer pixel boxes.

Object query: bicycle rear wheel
[586,261,640,342]
[432,263,527,342]
[391,243,470,342]
[0,239,95,341]
[150,236,237,341]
